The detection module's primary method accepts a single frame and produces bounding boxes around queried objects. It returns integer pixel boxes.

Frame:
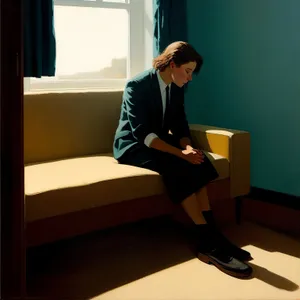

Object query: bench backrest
[24,91,123,164]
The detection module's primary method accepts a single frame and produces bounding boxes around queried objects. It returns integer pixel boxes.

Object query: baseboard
[240,187,300,237]
[248,187,300,210]
[242,198,300,238]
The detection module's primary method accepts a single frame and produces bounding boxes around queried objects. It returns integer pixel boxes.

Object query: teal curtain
[24,0,56,78]
[153,0,187,56]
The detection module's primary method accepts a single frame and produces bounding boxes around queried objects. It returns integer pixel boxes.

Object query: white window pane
[54,5,128,80]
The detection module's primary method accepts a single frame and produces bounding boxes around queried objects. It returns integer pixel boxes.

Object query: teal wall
[186,0,300,196]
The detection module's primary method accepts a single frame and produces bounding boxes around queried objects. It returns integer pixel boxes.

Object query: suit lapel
[150,69,163,125]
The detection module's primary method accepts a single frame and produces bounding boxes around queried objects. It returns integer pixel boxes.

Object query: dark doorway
[0,0,26,298]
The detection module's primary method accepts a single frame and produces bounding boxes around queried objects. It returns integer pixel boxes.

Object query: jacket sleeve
[170,87,191,140]
[124,80,153,144]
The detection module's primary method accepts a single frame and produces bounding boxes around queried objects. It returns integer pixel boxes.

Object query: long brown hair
[153,41,203,73]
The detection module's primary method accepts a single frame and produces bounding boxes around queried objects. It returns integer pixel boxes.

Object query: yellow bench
[24,91,250,247]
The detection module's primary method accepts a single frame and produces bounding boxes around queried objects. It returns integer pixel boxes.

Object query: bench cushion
[25,152,229,222]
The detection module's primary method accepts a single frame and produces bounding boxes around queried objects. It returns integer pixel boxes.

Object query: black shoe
[193,224,252,278]
[197,245,253,279]
[202,210,252,261]
[213,231,252,261]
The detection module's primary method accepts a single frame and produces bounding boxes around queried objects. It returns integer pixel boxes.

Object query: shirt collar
[156,71,171,92]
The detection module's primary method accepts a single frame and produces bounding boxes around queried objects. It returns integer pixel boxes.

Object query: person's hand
[181,146,204,164]
[185,145,204,157]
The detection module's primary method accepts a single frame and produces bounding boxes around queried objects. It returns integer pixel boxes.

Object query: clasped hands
[181,145,204,165]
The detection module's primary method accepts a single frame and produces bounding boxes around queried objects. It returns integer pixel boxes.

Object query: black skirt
[118,134,219,204]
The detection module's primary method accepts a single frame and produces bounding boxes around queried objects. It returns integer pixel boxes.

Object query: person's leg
[195,186,252,261]
[195,186,211,211]
[181,193,207,224]
[157,149,252,277]
[179,190,252,278]
[195,186,218,225]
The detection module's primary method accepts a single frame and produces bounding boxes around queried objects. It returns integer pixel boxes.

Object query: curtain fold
[153,0,187,57]
[24,0,56,78]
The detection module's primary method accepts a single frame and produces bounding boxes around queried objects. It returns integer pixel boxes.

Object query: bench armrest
[189,124,250,198]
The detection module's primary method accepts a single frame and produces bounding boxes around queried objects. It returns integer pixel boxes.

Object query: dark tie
[163,85,170,131]
[165,85,170,107]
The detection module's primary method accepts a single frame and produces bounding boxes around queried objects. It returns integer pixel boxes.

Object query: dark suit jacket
[113,68,191,160]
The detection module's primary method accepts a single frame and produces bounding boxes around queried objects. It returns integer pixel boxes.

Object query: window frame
[24,0,153,93]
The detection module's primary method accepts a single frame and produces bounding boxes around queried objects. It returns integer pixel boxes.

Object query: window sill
[24,87,124,96]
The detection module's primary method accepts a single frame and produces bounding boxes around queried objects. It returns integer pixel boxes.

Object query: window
[24,0,153,92]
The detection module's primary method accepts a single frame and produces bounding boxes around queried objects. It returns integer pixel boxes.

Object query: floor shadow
[26,216,195,299]
[247,262,299,291]
[220,221,300,291]
[222,221,300,259]
[26,217,300,299]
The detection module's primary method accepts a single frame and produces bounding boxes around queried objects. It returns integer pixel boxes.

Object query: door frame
[0,0,26,298]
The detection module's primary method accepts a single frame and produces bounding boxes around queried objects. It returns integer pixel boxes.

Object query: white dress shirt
[144,71,171,147]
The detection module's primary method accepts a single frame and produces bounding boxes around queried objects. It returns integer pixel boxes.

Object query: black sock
[194,223,213,240]
[193,224,217,251]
